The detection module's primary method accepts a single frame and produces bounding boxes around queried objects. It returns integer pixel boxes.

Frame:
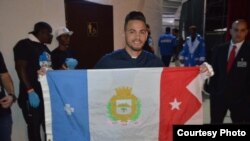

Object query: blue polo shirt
[94,49,164,69]
[158,33,176,56]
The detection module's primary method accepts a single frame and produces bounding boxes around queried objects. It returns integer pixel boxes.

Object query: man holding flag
[39,11,213,141]
[94,11,212,74]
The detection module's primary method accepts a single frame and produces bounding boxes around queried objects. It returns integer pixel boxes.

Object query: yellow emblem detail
[107,87,141,123]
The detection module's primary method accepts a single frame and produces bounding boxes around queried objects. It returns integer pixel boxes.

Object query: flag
[40,67,204,141]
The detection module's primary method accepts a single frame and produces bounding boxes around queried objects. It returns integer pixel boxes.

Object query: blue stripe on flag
[47,70,90,141]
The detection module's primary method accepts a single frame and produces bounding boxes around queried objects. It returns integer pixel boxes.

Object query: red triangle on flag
[159,67,202,141]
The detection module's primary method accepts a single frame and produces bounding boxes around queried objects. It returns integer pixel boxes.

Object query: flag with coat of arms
[40,67,205,141]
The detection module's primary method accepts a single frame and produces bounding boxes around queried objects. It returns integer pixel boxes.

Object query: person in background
[158,27,176,67]
[179,25,206,66]
[172,28,184,66]
[0,51,16,141]
[13,22,53,141]
[143,24,154,53]
[208,19,250,124]
[51,27,78,70]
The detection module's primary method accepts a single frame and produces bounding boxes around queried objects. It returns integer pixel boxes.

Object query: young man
[51,27,78,70]
[95,11,163,69]
[13,22,53,141]
[179,26,206,66]
[0,51,16,141]
[94,11,213,77]
[158,27,176,67]
[209,19,250,123]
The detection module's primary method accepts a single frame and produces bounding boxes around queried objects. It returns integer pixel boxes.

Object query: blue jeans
[0,114,12,141]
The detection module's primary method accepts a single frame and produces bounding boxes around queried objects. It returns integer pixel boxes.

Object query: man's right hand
[28,89,40,108]
[65,58,78,70]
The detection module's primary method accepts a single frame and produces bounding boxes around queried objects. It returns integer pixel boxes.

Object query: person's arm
[15,57,40,108]
[15,60,32,90]
[13,41,40,108]
[94,55,110,69]
[0,72,16,108]
[1,72,14,94]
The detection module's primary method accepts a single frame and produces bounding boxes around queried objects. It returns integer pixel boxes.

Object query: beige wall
[0,0,65,141]
[87,0,163,54]
[0,0,162,141]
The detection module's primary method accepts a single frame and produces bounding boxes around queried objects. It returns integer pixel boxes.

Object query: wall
[0,0,162,141]
[87,0,163,54]
[0,0,65,141]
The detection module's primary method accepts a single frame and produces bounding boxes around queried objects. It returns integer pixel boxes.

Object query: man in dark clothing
[208,19,250,124]
[172,28,184,65]
[158,27,176,67]
[95,11,163,69]
[13,22,53,141]
[51,27,78,70]
[0,52,16,141]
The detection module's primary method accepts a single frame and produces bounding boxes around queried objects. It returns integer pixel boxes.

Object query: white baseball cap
[55,27,73,38]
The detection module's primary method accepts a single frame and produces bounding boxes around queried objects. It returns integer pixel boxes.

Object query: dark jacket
[209,41,250,102]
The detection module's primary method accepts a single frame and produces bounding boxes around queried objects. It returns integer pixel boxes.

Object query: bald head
[230,19,248,43]
[232,19,248,28]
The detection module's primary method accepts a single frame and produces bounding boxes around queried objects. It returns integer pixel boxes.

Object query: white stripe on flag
[39,75,53,141]
[185,73,204,124]
[87,68,163,141]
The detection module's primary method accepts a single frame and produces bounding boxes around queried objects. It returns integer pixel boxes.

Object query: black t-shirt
[94,49,164,69]
[51,47,75,70]
[13,38,51,108]
[0,51,11,116]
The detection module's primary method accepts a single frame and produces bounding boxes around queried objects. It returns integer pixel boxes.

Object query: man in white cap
[51,27,78,70]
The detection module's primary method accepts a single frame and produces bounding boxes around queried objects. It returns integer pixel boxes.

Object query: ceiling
[162,0,184,26]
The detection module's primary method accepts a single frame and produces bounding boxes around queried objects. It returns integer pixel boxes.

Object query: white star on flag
[169,98,182,110]
[64,104,74,115]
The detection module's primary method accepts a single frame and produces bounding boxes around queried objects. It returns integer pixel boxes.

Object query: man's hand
[37,67,48,76]
[28,90,40,108]
[200,62,214,77]
[0,95,14,108]
[65,58,78,70]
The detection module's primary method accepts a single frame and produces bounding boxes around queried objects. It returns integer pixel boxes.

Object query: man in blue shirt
[179,26,206,66]
[95,11,163,69]
[158,27,176,67]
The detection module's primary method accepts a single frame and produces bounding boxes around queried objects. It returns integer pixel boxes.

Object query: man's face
[230,22,248,43]
[189,28,196,38]
[125,20,148,51]
[39,29,53,44]
[58,34,71,46]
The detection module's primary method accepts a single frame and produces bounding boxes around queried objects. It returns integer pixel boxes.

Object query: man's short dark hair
[189,25,197,31]
[124,11,146,30]
[30,21,52,35]
[165,27,171,33]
